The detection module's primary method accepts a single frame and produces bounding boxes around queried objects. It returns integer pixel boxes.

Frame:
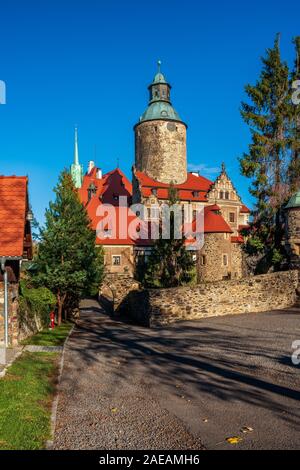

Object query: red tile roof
[240,204,251,214]
[0,176,28,257]
[79,168,132,207]
[92,206,151,246]
[231,235,244,244]
[135,171,213,202]
[203,205,233,233]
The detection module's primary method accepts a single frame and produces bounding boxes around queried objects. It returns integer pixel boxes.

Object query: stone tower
[134,62,187,184]
[285,190,300,269]
[70,127,83,189]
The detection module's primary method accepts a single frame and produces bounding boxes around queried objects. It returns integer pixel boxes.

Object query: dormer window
[88,183,97,201]
[192,191,199,198]
[151,188,157,196]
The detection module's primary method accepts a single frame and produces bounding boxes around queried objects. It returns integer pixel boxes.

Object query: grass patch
[0,352,58,450]
[21,322,73,347]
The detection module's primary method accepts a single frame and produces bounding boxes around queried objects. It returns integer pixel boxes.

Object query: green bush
[19,280,56,328]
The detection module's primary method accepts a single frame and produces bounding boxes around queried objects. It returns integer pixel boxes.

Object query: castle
[71,63,251,282]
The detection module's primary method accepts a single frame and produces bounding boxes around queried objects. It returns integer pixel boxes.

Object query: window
[229,212,235,223]
[225,191,229,200]
[192,191,199,198]
[151,188,157,196]
[219,191,224,199]
[223,254,228,266]
[200,255,207,266]
[112,255,121,266]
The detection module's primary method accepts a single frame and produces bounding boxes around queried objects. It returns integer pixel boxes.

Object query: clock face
[167,122,176,132]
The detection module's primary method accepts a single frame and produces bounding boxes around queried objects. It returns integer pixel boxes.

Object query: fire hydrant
[50,311,55,330]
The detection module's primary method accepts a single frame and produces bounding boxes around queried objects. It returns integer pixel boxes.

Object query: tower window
[229,212,235,223]
[223,254,228,266]
[219,191,224,199]
[225,191,229,200]
[200,255,207,266]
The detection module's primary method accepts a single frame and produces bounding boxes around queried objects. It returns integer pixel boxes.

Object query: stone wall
[197,234,245,283]
[285,207,300,268]
[0,282,19,345]
[135,120,187,184]
[99,274,140,313]
[125,270,299,327]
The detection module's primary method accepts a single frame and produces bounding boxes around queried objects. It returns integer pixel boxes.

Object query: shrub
[19,280,56,329]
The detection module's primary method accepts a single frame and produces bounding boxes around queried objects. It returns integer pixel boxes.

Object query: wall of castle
[197,233,232,282]
[135,120,187,184]
[99,274,140,313]
[103,245,135,276]
[285,207,300,268]
[125,270,299,327]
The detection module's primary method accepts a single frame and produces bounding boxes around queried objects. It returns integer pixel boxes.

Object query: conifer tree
[288,36,300,192]
[142,184,196,288]
[239,34,290,268]
[34,171,104,325]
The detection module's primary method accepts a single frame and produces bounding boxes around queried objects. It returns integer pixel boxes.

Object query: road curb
[45,324,75,450]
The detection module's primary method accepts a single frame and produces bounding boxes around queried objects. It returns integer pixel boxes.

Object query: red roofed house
[73,64,250,283]
[0,176,33,347]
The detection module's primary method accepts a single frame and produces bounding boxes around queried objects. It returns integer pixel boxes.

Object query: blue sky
[0,0,299,224]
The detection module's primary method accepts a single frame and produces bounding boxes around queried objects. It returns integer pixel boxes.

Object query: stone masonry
[0,282,19,345]
[135,120,187,184]
[125,270,299,327]
[100,273,140,313]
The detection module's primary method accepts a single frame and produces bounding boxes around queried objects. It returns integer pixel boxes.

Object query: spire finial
[74,126,79,165]
[221,162,226,173]
[157,59,162,73]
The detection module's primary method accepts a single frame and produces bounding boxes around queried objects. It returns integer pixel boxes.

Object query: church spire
[70,126,83,189]
[74,126,79,165]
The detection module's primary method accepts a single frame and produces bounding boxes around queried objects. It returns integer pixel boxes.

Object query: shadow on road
[68,300,300,430]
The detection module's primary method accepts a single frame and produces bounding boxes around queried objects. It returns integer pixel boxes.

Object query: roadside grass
[0,352,58,450]
[21,321,73,346]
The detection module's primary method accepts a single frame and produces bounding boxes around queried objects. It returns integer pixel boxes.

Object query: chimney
[96,168,102,179]
[88,160,95,174]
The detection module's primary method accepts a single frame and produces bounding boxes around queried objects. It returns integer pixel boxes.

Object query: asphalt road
[53,300,300,450]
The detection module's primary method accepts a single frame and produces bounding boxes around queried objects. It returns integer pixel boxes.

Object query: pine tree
[239,34,290,268]
[288,36,300,192]
[142,184,196,288]
[34,171,104,325]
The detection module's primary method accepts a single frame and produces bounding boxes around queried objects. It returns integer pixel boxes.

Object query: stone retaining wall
[0,282,19,345]
[125,270,299,327]
[99,274,140,313]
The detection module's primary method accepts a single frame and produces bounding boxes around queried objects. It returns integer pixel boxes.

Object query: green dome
[140,101,181,123]
[286,190,300,209]
[153,72,168,84]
